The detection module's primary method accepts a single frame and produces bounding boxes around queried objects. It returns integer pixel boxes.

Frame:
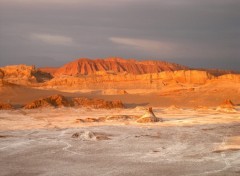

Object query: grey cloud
[0,0,239,70]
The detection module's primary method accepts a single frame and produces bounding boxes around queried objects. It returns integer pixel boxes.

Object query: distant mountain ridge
[39,57,239,77]
[40,57,189,76]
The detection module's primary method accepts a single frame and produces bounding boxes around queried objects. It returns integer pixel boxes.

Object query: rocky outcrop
[45,70,218,89]
[137,107,162,123]
[0,65,52,85]
[0,69,4,86]
[1,59,239,88]
[220,99,235,108]
[38,67,58,76]
[158,70,214,84]
[0,102,13,110]
[197,68,239,76]
[49,57,188,76]
[24,94,71,109]
[216,99,237,112]
[217,74,240,82]
[24,94,124,109]
[102,89,128,95]
[73,97,124,109]
[71,131,111,141]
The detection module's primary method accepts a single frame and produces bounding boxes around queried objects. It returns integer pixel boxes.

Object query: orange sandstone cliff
[43,57,189,76]
[1,58,239,89]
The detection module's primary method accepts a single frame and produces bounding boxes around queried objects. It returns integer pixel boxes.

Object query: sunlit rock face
[23,94,124,109]
[24,94,71,109]
[137,107,162,123]
[0,65,52,85]
[216,99,237,112]
[49,57,188,76]
[0,102,13,110]
[1,58,239,90]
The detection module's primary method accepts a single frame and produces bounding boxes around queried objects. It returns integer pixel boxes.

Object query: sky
[0,0,239,70]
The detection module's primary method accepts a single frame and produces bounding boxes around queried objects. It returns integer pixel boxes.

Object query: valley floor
[0,107,240,176]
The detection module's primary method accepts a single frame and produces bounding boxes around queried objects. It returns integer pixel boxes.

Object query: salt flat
[0,108,240,176]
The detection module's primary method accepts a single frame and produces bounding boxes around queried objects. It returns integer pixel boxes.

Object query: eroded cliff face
[0,102,13,110]
[23,94,124,109]
[157,70,214,84]
[1,58,239,89]
[217,74,240,82]
[0,65,36,85]
[43,70,221,89]
[49,57,189,76]
[0,65,52,85]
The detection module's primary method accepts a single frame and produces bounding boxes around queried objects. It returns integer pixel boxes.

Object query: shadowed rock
[106,115,138,121]
[73,97,124,109]
[23,94,124,109]
[75,117,104,123]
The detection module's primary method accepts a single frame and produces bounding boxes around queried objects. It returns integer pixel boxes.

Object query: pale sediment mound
[216,99,237,112]
[71,131,110,141]
[137,107,162,123]
[73,97,124,109]
[214,136,240,153]
[0,102,13,110]
[75,117,106,123]
[24,94,71,109]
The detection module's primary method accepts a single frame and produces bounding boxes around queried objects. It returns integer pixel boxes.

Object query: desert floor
[0,107,240,176]
[1,81,240,108]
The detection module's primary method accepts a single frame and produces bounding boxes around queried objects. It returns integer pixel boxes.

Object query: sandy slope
[1,79,239,108]
[0,107,239,176]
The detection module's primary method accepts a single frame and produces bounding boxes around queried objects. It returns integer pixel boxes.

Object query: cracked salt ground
[0,108,240,176]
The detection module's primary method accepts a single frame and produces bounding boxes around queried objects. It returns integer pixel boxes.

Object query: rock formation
[0,102,13,110]
[73,97,124,109]
[197,68,239,76]
[102,89,128,95]
[1,58,239,90]
[23,94,124,109]
[137,107,162,123]
[216,99,237,112]
[220,99,235,108]
[38,67,58,76]
[1,58,239,89]
[72,131,110,141]
[45,69,222,89]
[0,65,52,85]
[45,57,188,76]
[0,69,4,86]
[157,70,214,84]
[24,94,71,109]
